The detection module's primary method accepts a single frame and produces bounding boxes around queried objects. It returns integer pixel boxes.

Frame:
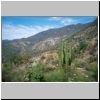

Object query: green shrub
[24,63,45,82]
[88,56,98,63]
[90,63,98,81]
[2,63,12,82]
[79,41,87,51]
[44,69,65,82]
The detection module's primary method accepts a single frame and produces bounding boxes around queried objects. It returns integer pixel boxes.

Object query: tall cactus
[62,42,66,67]
[58,39,63,68]
[58,39,74,81]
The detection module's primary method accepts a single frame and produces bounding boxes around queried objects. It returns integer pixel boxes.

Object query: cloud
[49,17,77,25]
[49,17,62,21]
[61,18,77,25]
[2,24,55,40]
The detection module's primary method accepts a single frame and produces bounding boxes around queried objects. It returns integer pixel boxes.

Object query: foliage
[2,62,12,82]
[89,63,98,81]
[10,55,31,66]
[44,68,65,82]
[2,62,24,82]
[79,41,87,51]
[24,63,45,82]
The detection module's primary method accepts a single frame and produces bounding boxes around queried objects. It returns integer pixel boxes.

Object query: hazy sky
[2,16,97,40]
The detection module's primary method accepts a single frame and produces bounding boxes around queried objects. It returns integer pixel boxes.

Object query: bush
[89,63,98,81]
[10,55,31,67]
[2,63,12,82]
[24,63,45,82]
[79,41,87,51]
[2,62,25,82]
[88,56,98,63]
[74,60,91,72]
[44,69,65,82]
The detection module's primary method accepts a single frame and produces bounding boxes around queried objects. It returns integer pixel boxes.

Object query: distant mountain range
[2,18,98,63]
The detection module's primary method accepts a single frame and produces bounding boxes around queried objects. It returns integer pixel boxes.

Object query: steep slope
[2,19,97,62]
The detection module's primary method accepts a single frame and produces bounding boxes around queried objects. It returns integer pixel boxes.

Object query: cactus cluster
[58,39,73,78]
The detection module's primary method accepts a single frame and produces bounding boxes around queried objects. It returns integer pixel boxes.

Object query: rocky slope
[2,20,96,63]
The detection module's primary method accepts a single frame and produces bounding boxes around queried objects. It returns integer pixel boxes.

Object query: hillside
[2,21,92,62]
[2,18,98,82]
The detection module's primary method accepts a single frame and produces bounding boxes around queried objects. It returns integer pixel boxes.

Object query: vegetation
[2,18,98,82]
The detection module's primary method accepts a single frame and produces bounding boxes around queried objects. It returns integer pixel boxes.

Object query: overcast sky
[2,16,97,40]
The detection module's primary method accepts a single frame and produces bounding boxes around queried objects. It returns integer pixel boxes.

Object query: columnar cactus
[58,39,74,81]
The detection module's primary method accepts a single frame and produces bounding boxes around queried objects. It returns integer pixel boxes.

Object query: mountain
[2,19,98,62]
[2,18,98,82]
[2,20,95,62]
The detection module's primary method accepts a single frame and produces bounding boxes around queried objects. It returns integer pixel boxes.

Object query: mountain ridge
[2,18,98,62]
